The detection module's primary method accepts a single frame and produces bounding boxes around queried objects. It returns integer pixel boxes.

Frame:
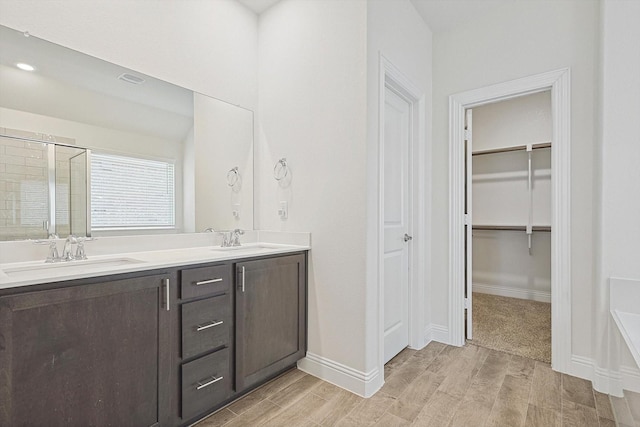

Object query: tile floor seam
[560,377,565,427]
[484,369,509,427]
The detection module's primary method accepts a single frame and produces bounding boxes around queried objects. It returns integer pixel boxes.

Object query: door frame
[448,68,571,372]
[378,54,427,372]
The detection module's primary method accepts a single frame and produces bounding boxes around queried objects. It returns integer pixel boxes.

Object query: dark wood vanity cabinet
[0,272,175,427]
[178,263,234,422]
[0,251,307,427]
[235,253,307,391]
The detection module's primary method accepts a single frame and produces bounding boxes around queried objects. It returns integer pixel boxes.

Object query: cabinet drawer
[182,294,231,359]
[182,348,231,420]
[181,264,231,299]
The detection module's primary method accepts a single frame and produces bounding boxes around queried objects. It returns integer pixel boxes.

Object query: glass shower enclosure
[0,131,90,241]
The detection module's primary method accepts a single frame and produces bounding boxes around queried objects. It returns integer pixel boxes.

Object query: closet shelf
[472,142,551,156]
[472,225,551,232]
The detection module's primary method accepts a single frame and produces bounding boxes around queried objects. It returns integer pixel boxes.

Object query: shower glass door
[55,145,90,238]
[0,132,90,241]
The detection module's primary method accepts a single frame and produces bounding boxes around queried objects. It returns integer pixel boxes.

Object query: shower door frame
[0,130,92,239]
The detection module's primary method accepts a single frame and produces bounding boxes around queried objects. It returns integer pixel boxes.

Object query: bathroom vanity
[0,243,308,427]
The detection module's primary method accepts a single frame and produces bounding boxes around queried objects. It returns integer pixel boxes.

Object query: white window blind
[91,153,175,229]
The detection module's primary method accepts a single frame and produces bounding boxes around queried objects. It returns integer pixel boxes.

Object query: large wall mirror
[0,25,253,241]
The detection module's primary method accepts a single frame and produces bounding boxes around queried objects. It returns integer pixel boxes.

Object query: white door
[383,86,411,363]
[465,109,473,340]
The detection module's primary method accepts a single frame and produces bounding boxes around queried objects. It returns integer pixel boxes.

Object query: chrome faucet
[45,233,60,263]
[33,233,60,263]
[75,237,88,260]
[62,235,78,261]
[230,229,244,247]
[217,230,232,247]
[34,234,93,263]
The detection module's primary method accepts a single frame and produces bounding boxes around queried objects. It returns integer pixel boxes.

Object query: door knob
[404,234,413,242]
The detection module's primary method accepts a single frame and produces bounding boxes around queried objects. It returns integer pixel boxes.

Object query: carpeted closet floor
[470,292,551,363]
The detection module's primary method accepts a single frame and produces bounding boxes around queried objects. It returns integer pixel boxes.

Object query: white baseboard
[297,352,383,398]
[473,282,551,303]
[424,323,450,345]
[567,355,640,396]
[621,365,640,393]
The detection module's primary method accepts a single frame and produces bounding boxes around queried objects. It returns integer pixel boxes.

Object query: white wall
[0,0,258,110]
[257,0,368,383]
[432,1,599,364]
[598,0,640,393]
[258,0,431,396]
[193,93,254,232]
[472,93,552,302]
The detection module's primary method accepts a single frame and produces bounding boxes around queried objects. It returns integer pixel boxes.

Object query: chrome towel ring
[227,166,240,187]
[274,158,289,181]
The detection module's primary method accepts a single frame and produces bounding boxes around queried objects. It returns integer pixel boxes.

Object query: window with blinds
[91,153,175,230]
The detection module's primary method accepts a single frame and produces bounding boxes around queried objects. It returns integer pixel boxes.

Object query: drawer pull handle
[165,278,170,311]
[196,278,223,286]
[196,375,224,390]
[196,320,224,331]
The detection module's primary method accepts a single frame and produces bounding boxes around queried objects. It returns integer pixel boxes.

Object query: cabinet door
[0,273,174,427]
[235,253,306,391]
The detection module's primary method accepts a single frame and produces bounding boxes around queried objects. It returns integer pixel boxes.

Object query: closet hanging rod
[472,142,551,156]
[472,225,551,232]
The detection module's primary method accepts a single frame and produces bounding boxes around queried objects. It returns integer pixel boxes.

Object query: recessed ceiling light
[16,63,35,72]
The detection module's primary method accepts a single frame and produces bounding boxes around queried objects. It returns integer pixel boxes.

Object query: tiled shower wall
[0,129,85,241]
[0,135,49,241]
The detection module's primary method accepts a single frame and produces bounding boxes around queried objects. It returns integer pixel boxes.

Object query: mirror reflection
[0,24,253,241]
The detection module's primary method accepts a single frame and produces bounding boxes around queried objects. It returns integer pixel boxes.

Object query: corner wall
[258,0,432,396]
[598,0,640,394]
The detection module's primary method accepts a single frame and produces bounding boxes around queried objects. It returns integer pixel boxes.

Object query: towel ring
[227,167,240,187]
[274,158,289,181]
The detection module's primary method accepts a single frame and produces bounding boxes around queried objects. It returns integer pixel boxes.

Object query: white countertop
[0,238,309,290]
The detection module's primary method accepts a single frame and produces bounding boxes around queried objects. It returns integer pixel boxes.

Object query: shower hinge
[464,298,470,309]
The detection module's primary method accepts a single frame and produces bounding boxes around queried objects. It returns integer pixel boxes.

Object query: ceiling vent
[118,73,145,85]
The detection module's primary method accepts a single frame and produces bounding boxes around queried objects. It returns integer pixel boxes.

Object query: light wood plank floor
[195,342,618,427]
[611,388,640,427]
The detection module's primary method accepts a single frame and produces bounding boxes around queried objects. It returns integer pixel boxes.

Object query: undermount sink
[2,257,146,278]
[210,243,282,252]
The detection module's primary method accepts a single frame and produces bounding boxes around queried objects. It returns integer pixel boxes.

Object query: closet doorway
[465,92,552,363]
[448,68,572,372]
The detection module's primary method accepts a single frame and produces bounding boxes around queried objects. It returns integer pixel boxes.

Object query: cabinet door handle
[196,375,223,390]
[196,278,223,286]
[196,320,224,331]
[241,266,245,292]
[165,278,170,311]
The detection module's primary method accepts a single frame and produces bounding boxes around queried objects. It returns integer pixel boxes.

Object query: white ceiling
[238,0,519,33]
[237,0,281,14]
[410,0,516,33]
[0,25,193,141]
